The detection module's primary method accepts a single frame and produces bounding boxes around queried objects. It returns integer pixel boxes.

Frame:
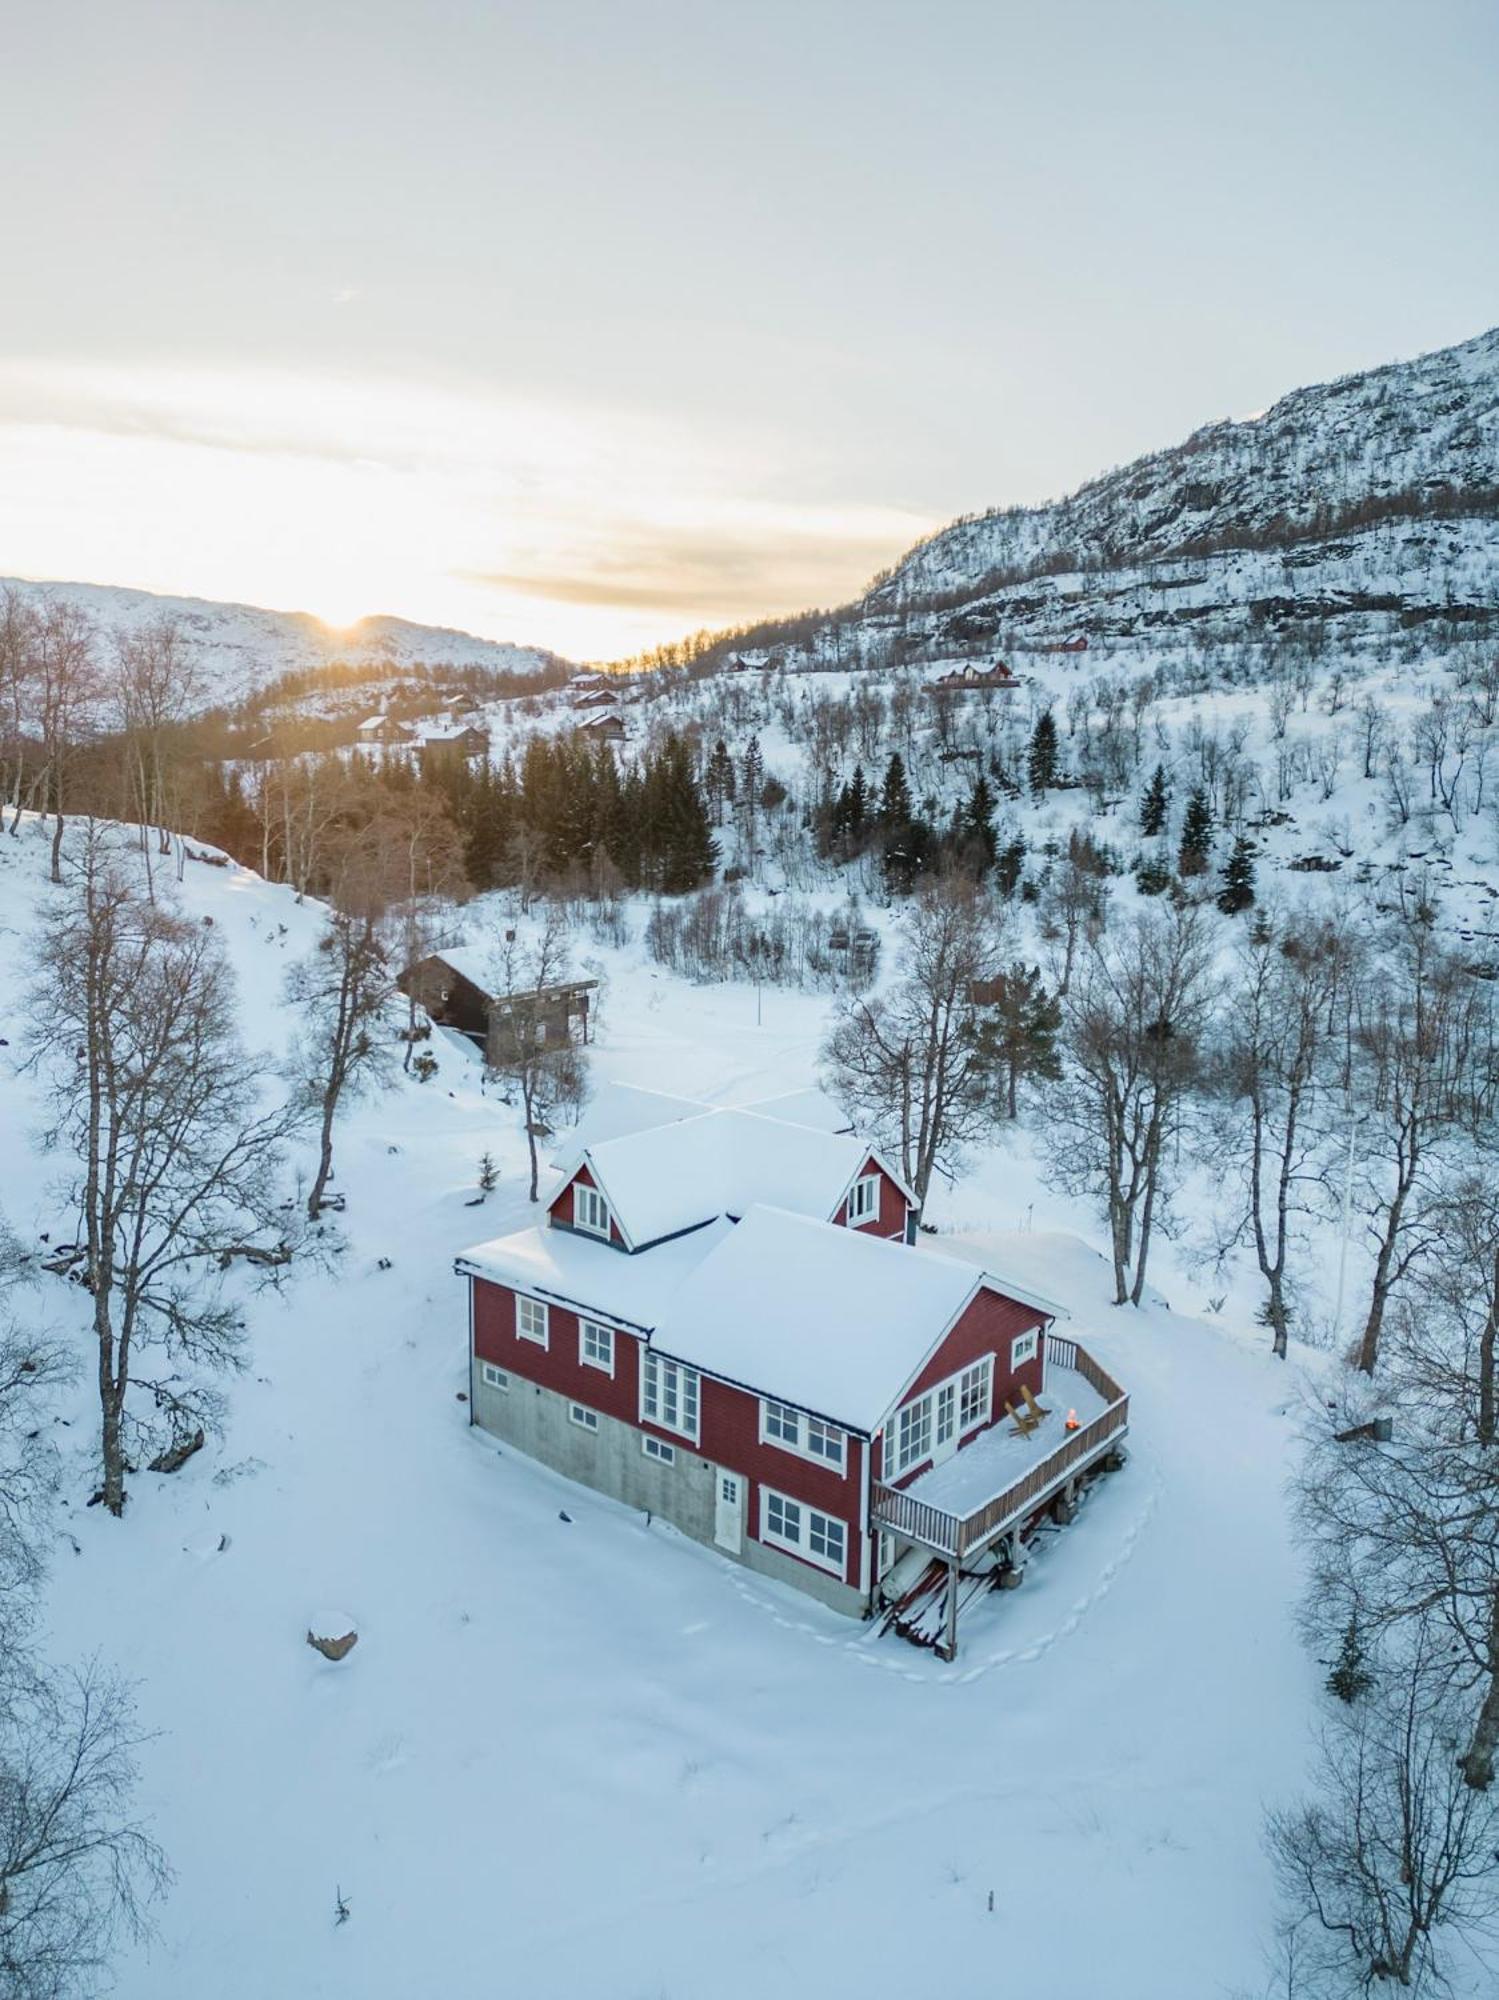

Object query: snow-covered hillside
[692,326,1498,666]
[0,576,563,711]
[0,814,1333,2000]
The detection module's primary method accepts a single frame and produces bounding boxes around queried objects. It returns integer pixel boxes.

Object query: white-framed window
[936,1382,956,1450]
[516,1295,549,1347]
[759,1486,846,1576]
[960,1357,993,1430]
[641,1351,699,1442]
[480,1362,509,1392]
[642,1433,675,1465]
[759,1400,846,1472]
[580,1319,614,1374]
[846,1173,880,1227]
[805,1416,844,1470]
[568,1402,599,1431]
[762,1398,800,1446]
[573,1183,611,1238]
[891,1395,933,1477]
[1011,1329,1039,1371]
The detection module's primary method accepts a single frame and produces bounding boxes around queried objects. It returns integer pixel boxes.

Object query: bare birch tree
[821,881,1004,1218]
[1048,901,1217,1306]
[1217,913,1355,1356]
[27,831,298,1513]
[486,905,589,1202]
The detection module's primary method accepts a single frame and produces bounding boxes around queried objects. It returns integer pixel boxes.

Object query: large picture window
[641,1351,699,1442]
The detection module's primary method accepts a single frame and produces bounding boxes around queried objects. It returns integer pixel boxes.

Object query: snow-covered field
[0,813,1336,1999]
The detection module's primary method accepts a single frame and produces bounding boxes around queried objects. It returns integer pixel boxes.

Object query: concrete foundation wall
[471,1369,866,1619]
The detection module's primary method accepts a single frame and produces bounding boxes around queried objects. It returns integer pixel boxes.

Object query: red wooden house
[456,1107,1129,1656]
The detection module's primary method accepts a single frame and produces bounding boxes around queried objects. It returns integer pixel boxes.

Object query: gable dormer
[548,1163,626,1247]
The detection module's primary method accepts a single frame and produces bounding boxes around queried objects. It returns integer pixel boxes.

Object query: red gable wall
[875,1285,1047,1484]
[547,1163,627,1247]
[830,1156,911,1239]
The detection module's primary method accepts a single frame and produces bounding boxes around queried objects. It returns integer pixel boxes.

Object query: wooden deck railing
[874,1340,1129,1561]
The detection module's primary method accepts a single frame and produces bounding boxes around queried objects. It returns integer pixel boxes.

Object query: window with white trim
[642,1433,675,1464]
[760,1486,846,1575]
[568,1402,599,1431]
[805,1416,844,1469]
[1011,1329,1039,1371]
[762,1399,799,1446]
[580,1319,614,1374]
[516,1295,549,1346]
[846,1173,880,1226]
[759,1400,846,1471]
[641,1351,699,1442]
[573,1183,611,1238]
[936,1382,956,1450]
[960,1357,993,1430]
[480,1362,509,1391]
[891,1395,933,1477]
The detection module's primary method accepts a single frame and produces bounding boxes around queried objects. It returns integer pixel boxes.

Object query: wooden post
[939,1558,960,1661]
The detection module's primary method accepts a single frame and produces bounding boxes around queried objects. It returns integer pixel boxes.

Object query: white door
[714,1470,744,1553]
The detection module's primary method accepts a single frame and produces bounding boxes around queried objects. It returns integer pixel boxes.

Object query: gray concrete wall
[471,1371,866,1619]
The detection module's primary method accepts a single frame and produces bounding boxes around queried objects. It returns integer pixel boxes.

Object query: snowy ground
[0,814,1349,1999]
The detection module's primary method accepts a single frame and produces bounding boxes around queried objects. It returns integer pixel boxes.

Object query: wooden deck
[874,1337,1129,1563]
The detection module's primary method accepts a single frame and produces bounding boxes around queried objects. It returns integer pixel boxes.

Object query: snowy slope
[700,326,1499,662]
[0,814,1349,1999]
[0,576,562,711]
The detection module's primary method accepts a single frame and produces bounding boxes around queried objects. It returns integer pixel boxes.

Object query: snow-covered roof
[651,1207,988,1432]
[739,1087,853,1136]
[549,1083,705,1166]
[563,1108,905,1248]
[422,944,496,991]
[417,721,482,744]
[456,1217,732,1334]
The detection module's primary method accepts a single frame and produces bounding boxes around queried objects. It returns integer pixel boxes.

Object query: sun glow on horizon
[0,358,933,662]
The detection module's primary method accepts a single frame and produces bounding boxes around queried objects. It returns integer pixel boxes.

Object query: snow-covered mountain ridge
[700,324,1492,662]
[0,575,563,710]
[876,326,1499,603]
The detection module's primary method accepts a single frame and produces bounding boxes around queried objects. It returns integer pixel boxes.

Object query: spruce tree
[705,738,736,824]
[1326,1615,1373,1704]
[1139,763,1170,837]
[1216,835,1257,915]
[879,753,913,827]
[975,962,1063,1118]
[654,734,718,893]
[1178,786,1213,877]
[963,773,998,866]
[1026,710,1059,795]
[846,764,868,837]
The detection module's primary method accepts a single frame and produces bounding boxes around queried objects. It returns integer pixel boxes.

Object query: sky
[1,0,1496,663]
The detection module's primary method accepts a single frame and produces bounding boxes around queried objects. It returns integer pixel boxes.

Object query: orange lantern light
[1064,1408,1079,1432]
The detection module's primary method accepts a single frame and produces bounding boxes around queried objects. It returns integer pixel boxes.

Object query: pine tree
[963,773,998,866]
[846,764,868,837]
[974,962,1063,1118]
[1139,763,1170,837]
[1027,710,1059,796]
[1216,834,1257,915]
[1325,1615,1373,1703]
[879,753,913,827]
[995,835,1027,899]
[705,738,736,824]
[654,734,718,893]
[1178,786,1213,877]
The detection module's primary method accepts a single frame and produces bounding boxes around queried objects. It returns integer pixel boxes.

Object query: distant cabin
[416,723,488,768]
[400,948,599,1060]
[925,662,1021,695]
[571,688,617,710]
[576,709,626,743]
[356,713,415,746]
